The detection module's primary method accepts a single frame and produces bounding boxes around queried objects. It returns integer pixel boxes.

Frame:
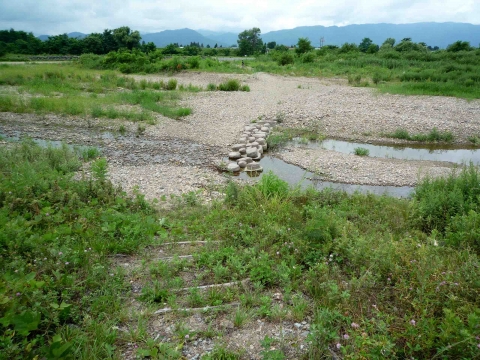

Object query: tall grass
[386,127,454,142]
[0,64,192,120]
[0,141,160,359]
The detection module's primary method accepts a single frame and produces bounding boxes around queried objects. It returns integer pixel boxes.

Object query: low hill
[37,32,87,41]
[262,22,480,48]
[141,28,227,47]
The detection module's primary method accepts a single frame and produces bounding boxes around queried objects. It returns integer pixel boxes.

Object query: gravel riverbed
[2,71,479,199]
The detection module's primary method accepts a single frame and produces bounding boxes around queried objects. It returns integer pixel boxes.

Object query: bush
[277,53,294,66]
[164,78,177,90]
[188,56,200,69]
[301,52,316,63]
[412,164,480,234]
[218,79,240,91]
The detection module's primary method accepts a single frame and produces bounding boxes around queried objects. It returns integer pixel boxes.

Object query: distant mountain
[196,30,239,47]
[262,22,480,48]
[141,28,227,47]
[37,32,87,41]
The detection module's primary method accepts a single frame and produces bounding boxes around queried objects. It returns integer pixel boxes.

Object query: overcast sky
[1,0,479,35]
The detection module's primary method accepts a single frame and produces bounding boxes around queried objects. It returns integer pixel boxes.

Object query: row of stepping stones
[226,120,277,172]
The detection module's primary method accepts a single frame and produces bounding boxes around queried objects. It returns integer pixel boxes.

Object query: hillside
[141,28,227,47]
[262,22,480,48]
[37,32,87,41]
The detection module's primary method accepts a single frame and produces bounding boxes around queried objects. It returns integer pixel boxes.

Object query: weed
[353,147,370,156]
[119,124,127,135]
[468,135,480,145]
[232,308,248,328]
[218,79,241,91]
[207,83,217,91]
[137,123,146,135]
[202,346,241,360]
[386,127,454,142]
[275,111,285,123]
[91,157,108,181]
[165,78,178,90]
[80,146,100,161]
[240,85,250,92]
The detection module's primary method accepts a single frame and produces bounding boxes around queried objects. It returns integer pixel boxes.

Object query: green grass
[267,127,325,150]
[386,127,454,142]
[0,140,162,359]
[2,137,480,359]
[0,64,193,121]
[353,147,370,156]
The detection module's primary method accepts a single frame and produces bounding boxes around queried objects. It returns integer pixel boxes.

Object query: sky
[1,0,479,35]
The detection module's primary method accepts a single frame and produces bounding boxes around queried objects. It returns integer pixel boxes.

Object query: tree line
[236,28,477,56]
[0,27,155,57]
[1,27,477,58]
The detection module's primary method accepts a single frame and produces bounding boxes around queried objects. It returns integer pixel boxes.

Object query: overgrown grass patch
[385,127,454,142]
[2,140,480,359]
[353,147,370,156]
[0,140,163,359]
[267,127,325,150]
[0,64,192,121]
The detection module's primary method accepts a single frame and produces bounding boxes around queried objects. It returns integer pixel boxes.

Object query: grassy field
[0,64,193,122]
[1,140,479,359]
[74,46,480,99]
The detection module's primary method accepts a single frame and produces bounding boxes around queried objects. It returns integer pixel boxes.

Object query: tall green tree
[382,38,396,47]
[447,41,473,52]
[237,28,263,56]
[113,26,141,50]
[267,41,276,49]
[296,37,313,54]
[82,33,104,54]
[359,37,373,53]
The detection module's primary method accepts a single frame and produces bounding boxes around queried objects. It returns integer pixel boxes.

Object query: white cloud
[0,0,478,35]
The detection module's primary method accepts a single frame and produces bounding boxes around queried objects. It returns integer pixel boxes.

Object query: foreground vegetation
[1,141,479,359]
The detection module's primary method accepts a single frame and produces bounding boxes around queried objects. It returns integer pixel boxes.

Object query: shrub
[218,79,240,91]
[207,83,216,91]
[240,85,250,92]
[187,56,200,69]
[301,52,316,63]
[412,164,480,234]
[164,78,177,90]
[277,53,295,66]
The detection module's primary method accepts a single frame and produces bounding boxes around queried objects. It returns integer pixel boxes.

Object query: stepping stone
[239,147,246,154]
[253,133,267,139]
[231,144,244,151]
[243,157,253,164]
[261,127,270,132]
[257,138,266,145]
[237,160,247,168]
[229,151,241,159]
[248,137,256,142]
[227,163,240,172]
[246,147,258,158]
[245,163,263,172]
